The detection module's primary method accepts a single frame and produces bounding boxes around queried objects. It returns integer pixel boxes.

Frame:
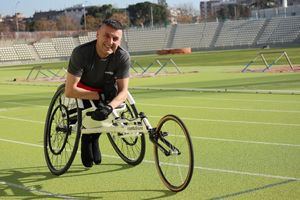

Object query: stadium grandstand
[0,15,300,65]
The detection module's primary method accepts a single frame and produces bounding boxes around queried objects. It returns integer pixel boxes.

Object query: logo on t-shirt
[105,71,114,75]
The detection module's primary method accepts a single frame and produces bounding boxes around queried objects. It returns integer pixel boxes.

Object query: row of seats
[125,27,171,52]
[0,44,35,61]
[172,22,219,49]
[257,16,300,44]
[215,19,265,47]
[1,16,299,62]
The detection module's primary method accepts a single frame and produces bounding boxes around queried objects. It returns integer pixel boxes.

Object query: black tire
[44,84,82,175]
[153,114,194,192]
[107,100,145,165]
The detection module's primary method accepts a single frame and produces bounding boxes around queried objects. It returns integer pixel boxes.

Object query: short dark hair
[102,19,124,30]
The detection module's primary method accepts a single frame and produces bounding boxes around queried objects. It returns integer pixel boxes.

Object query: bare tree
[85,15,101,31]
[173,2,199,23]
[56,15,80,31]
[111,12,129,27]
[34,18,57,31]
[174,2,199,16]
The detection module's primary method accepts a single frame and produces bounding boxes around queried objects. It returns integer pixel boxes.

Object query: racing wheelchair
[44,84,194,192]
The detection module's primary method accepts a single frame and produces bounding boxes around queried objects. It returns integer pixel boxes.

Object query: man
[65,19,130,168]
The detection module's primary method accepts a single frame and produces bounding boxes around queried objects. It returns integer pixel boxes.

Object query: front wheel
[153,114,194,192]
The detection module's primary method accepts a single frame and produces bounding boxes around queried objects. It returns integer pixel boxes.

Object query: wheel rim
[109,132,144,162]
[45,89,81,174]
[48,104,70,155]
[107,101,145,165]
[154,115,193,191]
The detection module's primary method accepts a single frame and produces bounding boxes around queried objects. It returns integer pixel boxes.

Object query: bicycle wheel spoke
[44,84,81,175]
[107,100,145,165]
[154,115,194,192]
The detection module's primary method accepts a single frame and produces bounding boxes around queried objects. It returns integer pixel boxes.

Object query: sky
[0,0,200,17]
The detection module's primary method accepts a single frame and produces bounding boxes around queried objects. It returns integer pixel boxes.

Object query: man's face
[96,24,122,58]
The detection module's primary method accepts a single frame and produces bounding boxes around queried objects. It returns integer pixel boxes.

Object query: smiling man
[65,19,131,168]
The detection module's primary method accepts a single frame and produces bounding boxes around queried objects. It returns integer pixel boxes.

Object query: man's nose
[106,37,113,45]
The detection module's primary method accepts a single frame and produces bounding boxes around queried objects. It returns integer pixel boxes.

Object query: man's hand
[90,104,113,121]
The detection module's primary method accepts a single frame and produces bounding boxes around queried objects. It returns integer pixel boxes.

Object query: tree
[128,2,169,27]
[176,14,193,24]
[110,12,129,27]
[174,3,199,23]
[250,0,278,9]
[216,5,229,20]
[0,22,10,32]
[85,15,101,30]
[34,18,57,31]
[158,0,168,7]
[86,4,114,20]
[56,15,80,31]
[216,4,251,20]
[237,5,251,19]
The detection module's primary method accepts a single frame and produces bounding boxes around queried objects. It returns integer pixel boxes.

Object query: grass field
[0,47,299,199]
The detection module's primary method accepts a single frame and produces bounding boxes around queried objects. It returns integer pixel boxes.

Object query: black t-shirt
[68,40,130,89]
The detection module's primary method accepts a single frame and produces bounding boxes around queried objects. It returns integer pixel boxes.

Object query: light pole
[15,1,20,36]
[83,3,87,31]
[150,6,153,28]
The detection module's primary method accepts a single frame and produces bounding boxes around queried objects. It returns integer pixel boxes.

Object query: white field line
[0,115,44,124]
[0,115,299,147]
[2,104,300,127]
[0,107,28,112]
[2,102,300,127]
[2,89,300,104]
[5,101,300,113]
[150,115,300,127]
[1,138,299,182]
[3,101,48,108]
[3,90,300,104]
[131,86,300,95]
[178,96,300,104]
[0,180,76,199]
[194,166,300,181]
[2,100,292,114]
[138,103,300,113]
[172,135,300,148]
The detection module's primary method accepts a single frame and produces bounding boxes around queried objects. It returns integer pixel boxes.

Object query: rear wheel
[153,114,194,192]
[107,101,145,165]
[44,84,82,175]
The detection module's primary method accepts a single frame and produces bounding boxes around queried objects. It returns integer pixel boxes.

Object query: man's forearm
[109,90,128,109]
[65,86,99,100]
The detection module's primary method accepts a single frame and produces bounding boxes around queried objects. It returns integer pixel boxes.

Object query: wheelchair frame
[44,84,194,192]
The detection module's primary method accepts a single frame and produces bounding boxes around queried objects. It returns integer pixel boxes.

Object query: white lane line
[0,180,77,199]
[1,138,299,182]
[1,112,299,127]
[179,96,300,104]
[8,101,299,114]
[194,167,300,181]
[0,115,44,124]
[191,136,300,147]
[0,107,27,112]
[0,138,43,148]
[3,101,48,108]
[0,115,299,147]
[150,115,300,127]
[138,103,300,113]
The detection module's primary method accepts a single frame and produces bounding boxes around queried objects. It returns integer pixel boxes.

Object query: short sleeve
[68,47,83,77]
[115,50,130,79]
